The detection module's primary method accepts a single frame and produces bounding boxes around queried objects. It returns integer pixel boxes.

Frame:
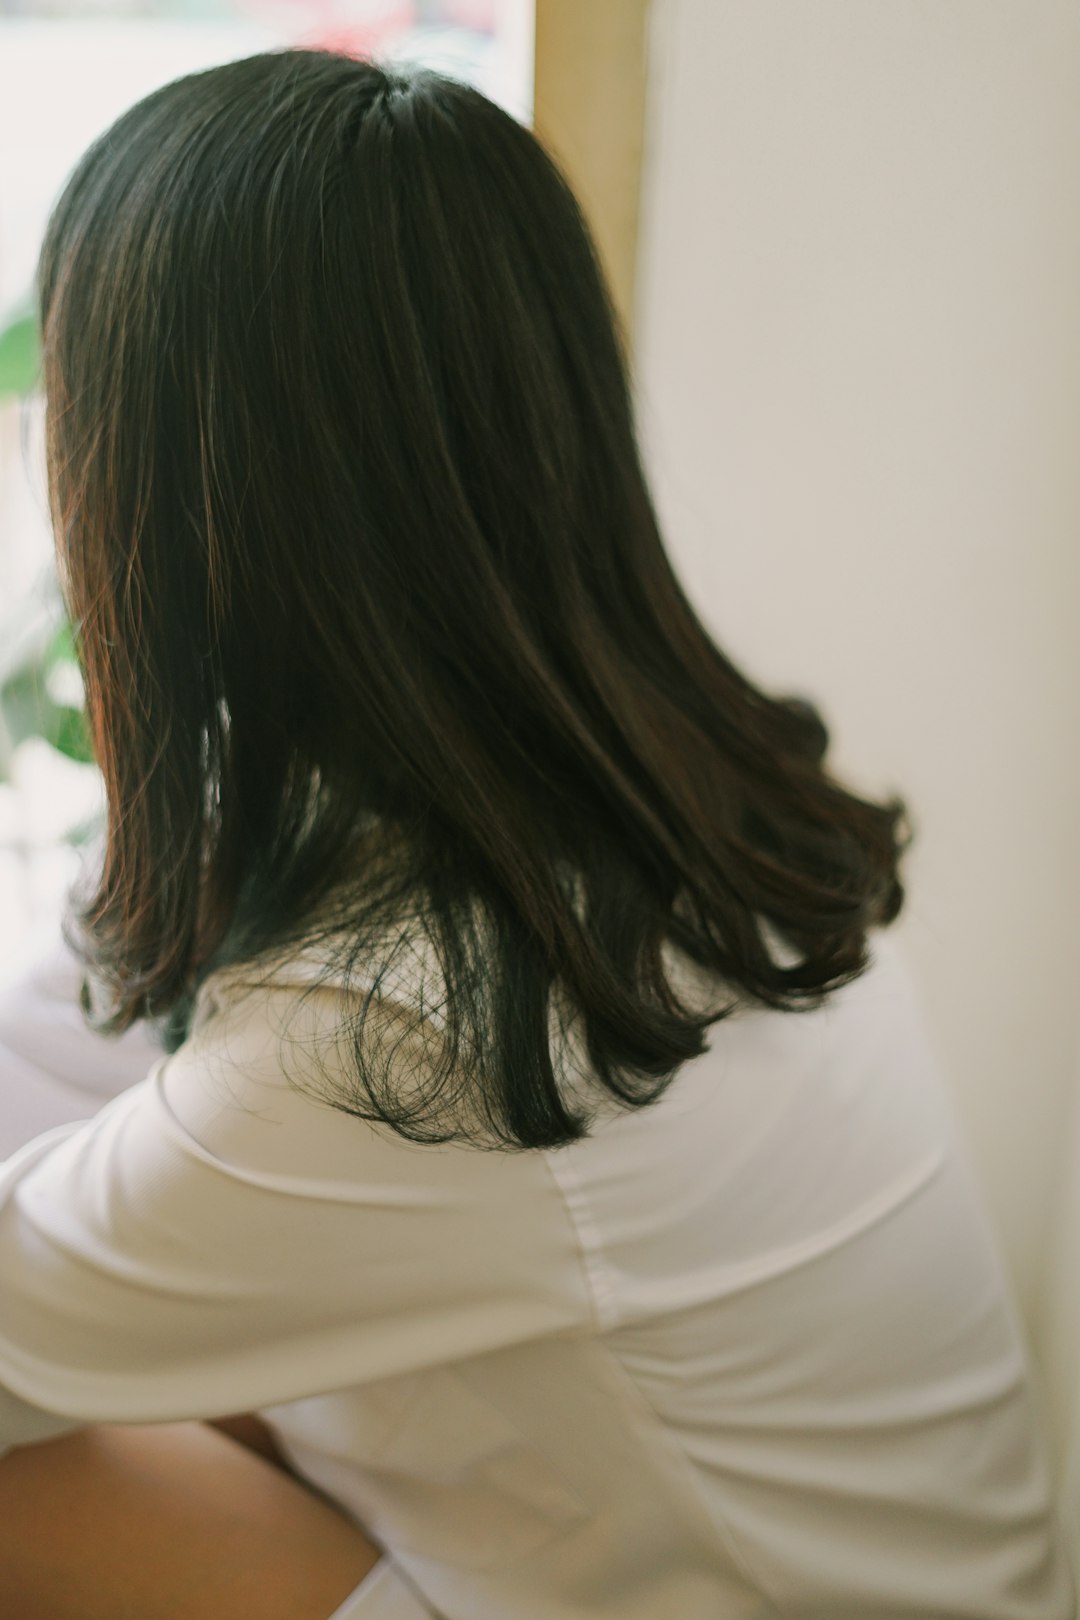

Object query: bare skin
[0,1415,384,1620]
[205,1410,296,1472]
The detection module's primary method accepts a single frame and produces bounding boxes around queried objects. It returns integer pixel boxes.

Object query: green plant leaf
[0,662,93,763]
[65,810,105,849]
[52,703,95,764]
[0,312,40,399]
[0,663,46,752]
[48,620,79,665]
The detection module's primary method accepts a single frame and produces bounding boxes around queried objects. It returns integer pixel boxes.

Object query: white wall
[634,0,1080,1494]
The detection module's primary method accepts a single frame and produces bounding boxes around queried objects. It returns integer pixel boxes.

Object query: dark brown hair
[38,47,912,1150]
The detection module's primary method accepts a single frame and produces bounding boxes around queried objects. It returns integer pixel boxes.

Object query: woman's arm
[0,924,163,1158]
[0,967,583,1461]
[206,1409,295,1471]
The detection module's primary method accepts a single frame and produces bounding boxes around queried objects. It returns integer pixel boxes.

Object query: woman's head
[39,48,910,1149]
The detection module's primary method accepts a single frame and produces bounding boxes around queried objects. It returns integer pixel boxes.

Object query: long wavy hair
[38,47,912,1151]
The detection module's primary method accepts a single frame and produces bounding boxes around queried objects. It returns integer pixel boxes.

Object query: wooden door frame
[532,0,653,350]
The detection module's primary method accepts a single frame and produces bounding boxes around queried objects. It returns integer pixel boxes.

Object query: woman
[0,46,1072,1620]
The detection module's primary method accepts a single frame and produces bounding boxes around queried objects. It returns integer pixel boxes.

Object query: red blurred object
[235,2,500,58]
[439,0,497,32]
[241,2,416,59]
[303,21,412,58]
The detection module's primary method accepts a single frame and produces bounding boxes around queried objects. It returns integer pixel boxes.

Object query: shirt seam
[538,1146,621,1335]
[537,1148,782,1613]
[594,1335,784,1618]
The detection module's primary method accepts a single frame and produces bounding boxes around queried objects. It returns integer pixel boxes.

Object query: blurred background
[1,0,1078,1564]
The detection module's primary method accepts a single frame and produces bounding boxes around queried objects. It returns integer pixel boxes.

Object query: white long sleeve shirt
[0,922,1074,1619]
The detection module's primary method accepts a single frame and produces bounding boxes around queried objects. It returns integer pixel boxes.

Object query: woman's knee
[0,1418,382,1620]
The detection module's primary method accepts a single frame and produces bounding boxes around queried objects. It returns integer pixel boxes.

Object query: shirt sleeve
[0,924,165,1157]
[0,968,591,1460]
